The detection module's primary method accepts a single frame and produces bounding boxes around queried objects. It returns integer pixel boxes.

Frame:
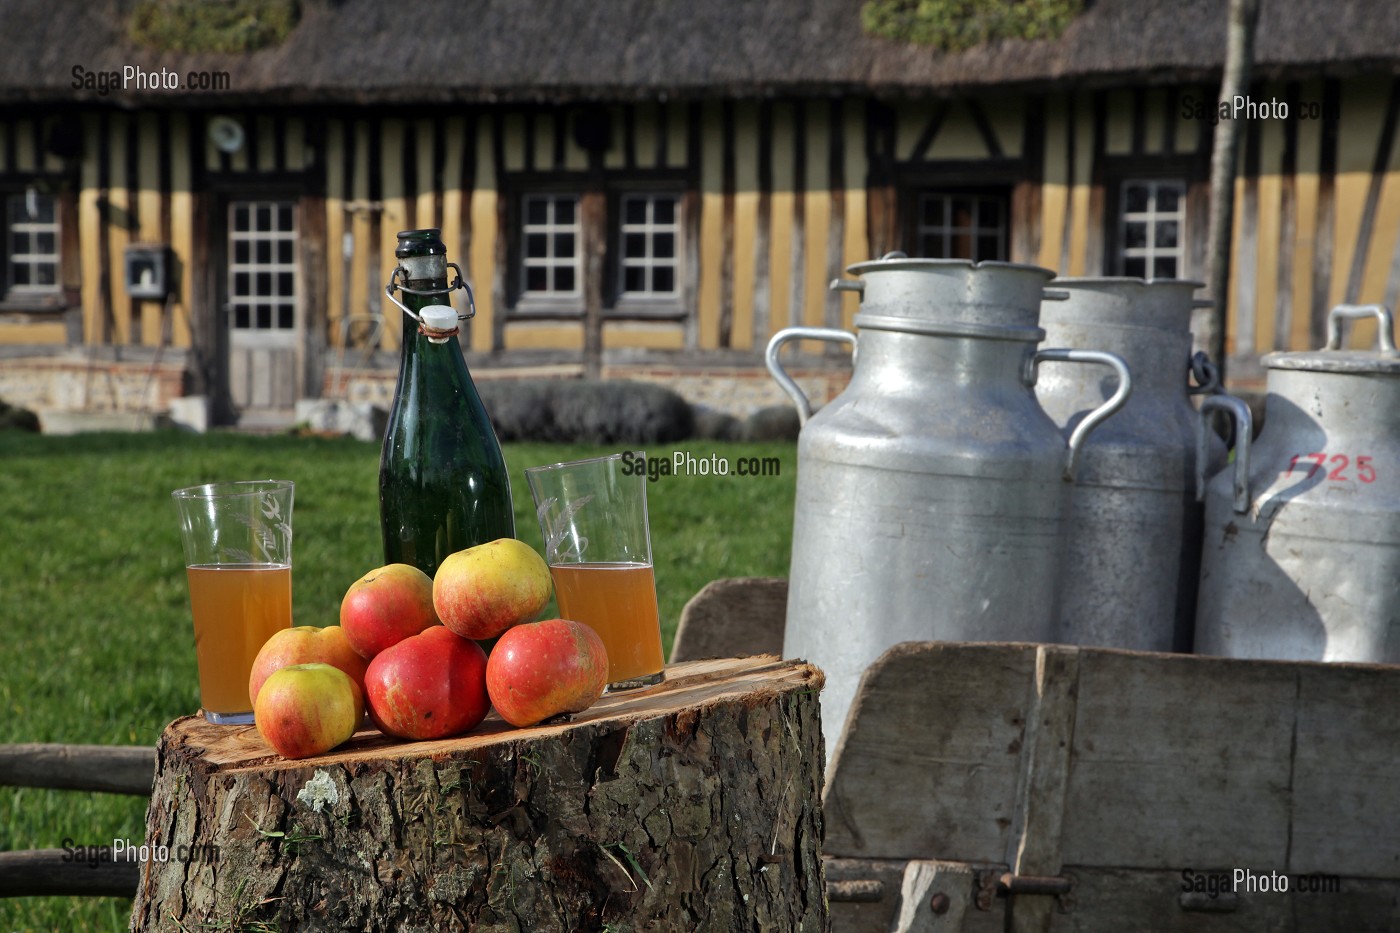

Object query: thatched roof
[3,0,1398,106]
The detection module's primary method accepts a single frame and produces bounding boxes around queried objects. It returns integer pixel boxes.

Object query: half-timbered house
[0,0,1397,425]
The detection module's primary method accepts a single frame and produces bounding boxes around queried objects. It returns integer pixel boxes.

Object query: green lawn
[0,431,795,932]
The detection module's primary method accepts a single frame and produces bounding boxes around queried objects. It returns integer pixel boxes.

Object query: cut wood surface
[132,656,826,932]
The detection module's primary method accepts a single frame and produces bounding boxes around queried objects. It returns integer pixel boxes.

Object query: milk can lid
[1264,349,1400,375]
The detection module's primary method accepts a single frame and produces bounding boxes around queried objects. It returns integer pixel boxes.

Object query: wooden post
[132,657,826,931]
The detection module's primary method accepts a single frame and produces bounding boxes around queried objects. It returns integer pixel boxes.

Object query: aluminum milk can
[1195,304,1400,662]
[1034,278,1224,652]
[767,257,1130,759]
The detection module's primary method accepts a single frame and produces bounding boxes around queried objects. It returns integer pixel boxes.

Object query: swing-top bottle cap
[420,305,459,342]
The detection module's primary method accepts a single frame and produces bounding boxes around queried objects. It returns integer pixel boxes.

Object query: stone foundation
[0,353,187,419]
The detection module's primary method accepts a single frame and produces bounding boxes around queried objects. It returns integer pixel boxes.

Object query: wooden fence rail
[0,743,156,899]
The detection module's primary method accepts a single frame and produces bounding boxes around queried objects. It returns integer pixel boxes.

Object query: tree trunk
[131,656,826,932]
[1202,0,1262,374]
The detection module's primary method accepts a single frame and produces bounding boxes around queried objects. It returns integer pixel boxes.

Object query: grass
[0,431,796,932]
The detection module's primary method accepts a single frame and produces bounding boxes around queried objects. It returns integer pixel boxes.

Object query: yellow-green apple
[432,538,552,641]
[254,663,364,760]
[248,625,369,710]
[485,618,608,727]
[340,563,441,659]
[364,626,490,740]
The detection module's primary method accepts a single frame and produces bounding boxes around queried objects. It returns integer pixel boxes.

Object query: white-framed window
[521,193,582,299]
[228,201,297,331]
[618,193,680,299]
[1118,179,1185,279]
[5,189,61,297]
[914,192,1007,262]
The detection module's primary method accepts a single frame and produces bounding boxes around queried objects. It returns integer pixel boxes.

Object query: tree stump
[131,656,826,932]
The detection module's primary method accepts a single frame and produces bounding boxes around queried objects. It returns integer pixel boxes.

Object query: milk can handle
[1324,304,1397,352]
[1196,395,1253,514]
[765,327,858,425]
[1031,349,1132,481]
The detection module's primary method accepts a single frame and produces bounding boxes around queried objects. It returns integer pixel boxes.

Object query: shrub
[692,406,743,441]
[0,398,40,432]
[477,379,695,444]
[742,406,801,442]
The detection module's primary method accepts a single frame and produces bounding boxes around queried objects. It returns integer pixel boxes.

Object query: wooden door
[225,199,301,413]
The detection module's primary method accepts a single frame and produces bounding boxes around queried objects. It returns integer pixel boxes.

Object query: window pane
[256,272,272,296]
[653,266,675,293]
[624,266,645,293]
[234,306,250,328]
[256,305,272,329]
[277,272,294,296]
[1157,220,1179,249]
[233,204,249,230]
[555,267,575,292]
[1156,185,1181,213]
[554,233,576,257]
[554,198,575,224]
[12,265,29,285]
[233,272,250,296]
[654,233,675,259]
[653,197,676,224]
[12,232,31,254]
[1124,257,1147,278]
[1153,256,1178,279]
[526,233,548,259]
[951,198,974,228]
[1124,222,1148,249]
[624,233,646,258]
[526,266,547,291]
[257,205,272,232]
[1124,184,1149,213]
[234,240,250,264]
[624,197,647,224]
[977,235,1000,261]
[277,240,294,264]
[277,205,293,230]
[526,197,548,225]
[277,304,294,329]
[36,231,56,254]
[256,240,272,264]
[978,199,1001,225]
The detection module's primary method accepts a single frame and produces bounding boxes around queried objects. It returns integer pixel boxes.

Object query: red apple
[364,626,490,740]
[340,563,441,659]
[433,538,553,641]
[486,618,609,727]
[254,663,364,760]
[249,625,370,710]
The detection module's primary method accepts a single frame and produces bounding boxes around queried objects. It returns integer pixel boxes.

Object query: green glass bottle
[379,229,515,578]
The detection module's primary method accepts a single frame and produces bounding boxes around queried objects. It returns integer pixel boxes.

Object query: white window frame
[5,189,61,298]
[227,200,298,332]
[914,192,1007,262]
[1118,179,1186,279]
[519,193,583,306]
[617,192,682,301]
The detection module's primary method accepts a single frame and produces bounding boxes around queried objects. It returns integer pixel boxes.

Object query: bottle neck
[396,254,450,360]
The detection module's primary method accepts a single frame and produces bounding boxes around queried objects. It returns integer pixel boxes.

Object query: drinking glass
[525,453,665,692]
[172,480,294,724]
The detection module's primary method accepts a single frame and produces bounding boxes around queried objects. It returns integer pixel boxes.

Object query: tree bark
[1202,0,1262,375]
[131,656,826,932]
